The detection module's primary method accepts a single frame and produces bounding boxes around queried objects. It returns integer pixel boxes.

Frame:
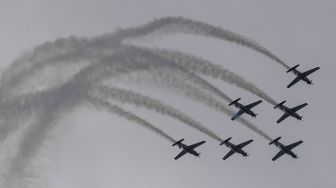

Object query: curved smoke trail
[123,68,270,141]
[2,50,226,187]
[149,48,277,105]
[121,17,290,69]
[1,16,289,95]
[3,41,271,187]
[116,45,233,102]
[93,86,223,142]
[87,96,176,143]
[3,80,90,188]
[0,17,282,187]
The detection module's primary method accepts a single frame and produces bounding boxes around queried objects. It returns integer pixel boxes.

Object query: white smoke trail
[1,51,159,184]
[0,17,281,187]
[121,17,290,69]
[122,68,272,141]
[149,48,277,105]
[1,51,181,186]
[3,47,268,178]
[2,43,272,187]
[3,82,89,188]
[0,92,51,143]
[93,86,223,142]
[4,91,178,187]
[0,33,229,156]
[0,36,116,90]
[1,16,290,95]
[87,96,176,143]
[118,45,233,102]
[86,48,268,144]
[52,45,233,104]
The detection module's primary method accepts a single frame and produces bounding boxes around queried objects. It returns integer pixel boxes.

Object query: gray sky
[1,1,335,188]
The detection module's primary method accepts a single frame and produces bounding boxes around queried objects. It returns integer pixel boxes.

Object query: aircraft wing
[291,103,308,112]
[287,140,303,150]
[303,67,320,76]
[189,141,206,149]
[174,150,187,160]
[231,110,244,120]
[245,100,262,109]
[237,139,253,148]
[223,149,235,160]
[277,114,290,123]
[272,150,285,161]
[287,76,301,88]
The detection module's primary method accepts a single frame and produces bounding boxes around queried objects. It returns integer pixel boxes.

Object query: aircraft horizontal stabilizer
[229,98,241,106]
[220,137,232,145]
[274,101,286,109]
[287,64,300,73]
[269,137,281,145]
[172,139,184,147]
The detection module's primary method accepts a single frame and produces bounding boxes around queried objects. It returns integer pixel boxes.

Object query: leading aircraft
[274,101,308,123]
[219,137,253,160]
[269,137,303,161]
[286,64,320,88]
[172,139,206,160]
[229,98,262,121]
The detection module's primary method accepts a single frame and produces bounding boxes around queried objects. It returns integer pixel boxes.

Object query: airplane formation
[172,64,319,161]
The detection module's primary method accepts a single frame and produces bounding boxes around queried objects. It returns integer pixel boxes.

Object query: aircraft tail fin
[172,139,184,147]
[229,98,241,106]
[274,101,286,109]
[220,137,232,145]
[287,64,300,73]
[269,137,281,145]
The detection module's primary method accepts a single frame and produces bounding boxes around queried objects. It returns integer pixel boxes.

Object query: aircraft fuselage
[274,142,297,158]
[234,103,256,117]
[278,105,302,120]
[225,142,248,156]
[179,143,200,157]
[293,70,312,84]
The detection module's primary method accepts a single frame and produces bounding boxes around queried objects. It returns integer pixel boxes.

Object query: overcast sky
[1,1,335,188]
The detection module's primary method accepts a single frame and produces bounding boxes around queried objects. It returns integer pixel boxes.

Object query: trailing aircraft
[274,101,307,123]
[172,139,205,160]
[286,64,320,88]
[229,98,262,121]
[220,137,253,160]
[269,137,303,161]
